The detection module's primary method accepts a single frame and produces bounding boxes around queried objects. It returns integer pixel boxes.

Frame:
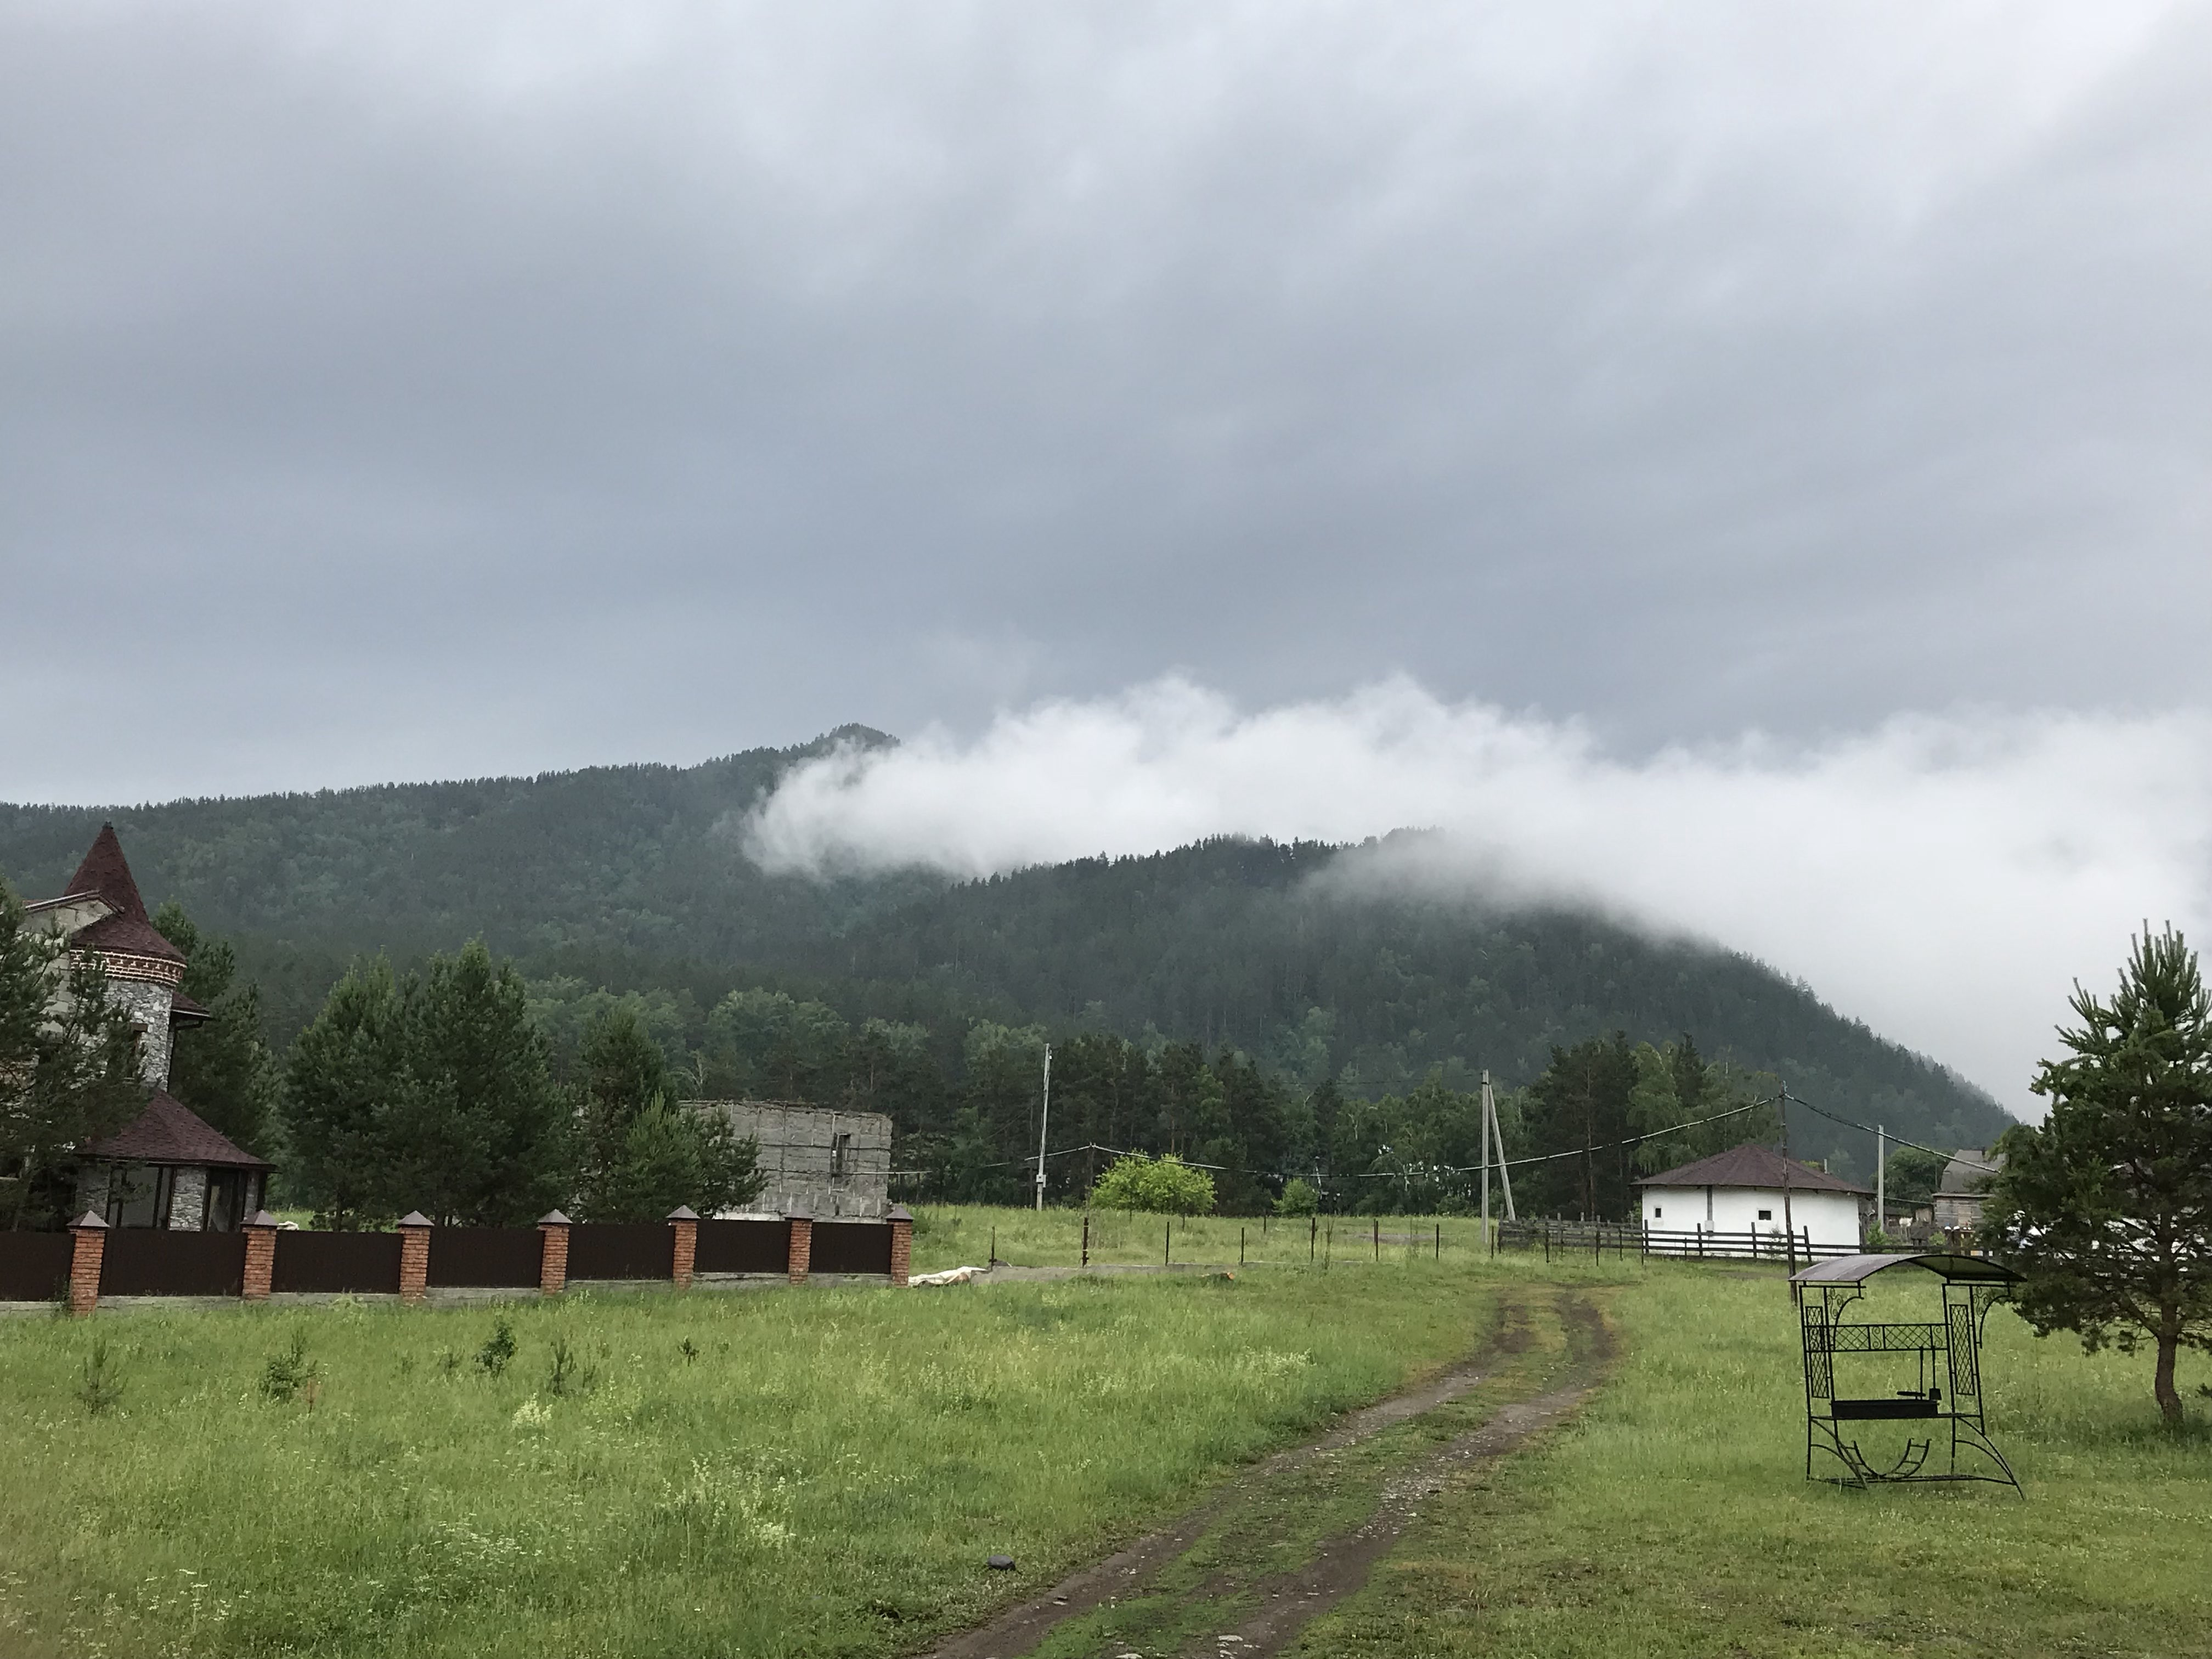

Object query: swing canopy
[1788,1251,2019,1288]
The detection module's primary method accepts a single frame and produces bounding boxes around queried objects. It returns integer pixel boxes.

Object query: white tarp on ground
[910,1265,988,1286]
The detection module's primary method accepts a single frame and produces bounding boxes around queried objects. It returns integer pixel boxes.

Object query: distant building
[1931,1148,2004,1234]
[25,825,273,1229]
[1634,1142,1872,1252]
[688,1100,893,1218]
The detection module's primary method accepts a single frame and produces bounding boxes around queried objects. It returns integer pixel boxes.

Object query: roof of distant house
[55,824,185,964]
[1634,1141,1872,1196]
[82,1091,272,1169]
[1936,1149,2004,1197]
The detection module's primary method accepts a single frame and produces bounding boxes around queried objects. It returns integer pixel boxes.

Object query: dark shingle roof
[1634,1141,1871,1195]
[82,1091,273,1170]
[60,825,184,964]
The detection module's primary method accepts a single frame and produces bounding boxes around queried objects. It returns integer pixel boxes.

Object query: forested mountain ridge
[0,742,2013,1180]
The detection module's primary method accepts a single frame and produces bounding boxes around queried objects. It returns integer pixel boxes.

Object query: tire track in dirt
[1188,1293,1616,1658]
[921,1289,1615,1659]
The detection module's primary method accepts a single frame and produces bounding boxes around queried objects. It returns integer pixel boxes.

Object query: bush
[1274,1177,1320,1217]
[259,1329,323,1404]
[1089,1153,1215,1216]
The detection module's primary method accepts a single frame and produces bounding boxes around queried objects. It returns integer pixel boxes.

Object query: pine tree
[281,957,417,1227]
[1990,926,2212,1425]
[0,883,145,1229]
[403,941,577,1226]
[151,901,279,1154]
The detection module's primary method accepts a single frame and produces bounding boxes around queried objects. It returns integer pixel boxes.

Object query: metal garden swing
[1788,1252,2023,1493]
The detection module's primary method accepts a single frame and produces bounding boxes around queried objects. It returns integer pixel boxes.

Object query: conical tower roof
[62,824,184,964]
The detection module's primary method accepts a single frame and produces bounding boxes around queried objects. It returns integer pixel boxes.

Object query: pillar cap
[246,1210,280,1228]
[538,1209,573,1227]
[666,1205,699,1221]
[71,1210,109,1231]
[782,1200,812,1220]
[397,1211,433,1228]
[888,1205,913,1222]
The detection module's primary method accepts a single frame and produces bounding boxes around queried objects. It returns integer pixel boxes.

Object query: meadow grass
[0,1255,1506,1659]
[908,1203,1483,1272]
[1296,1262,2212,1658]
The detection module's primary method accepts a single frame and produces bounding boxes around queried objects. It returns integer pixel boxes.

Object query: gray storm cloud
[747,680,2212,1114]
[2,2,2209,799]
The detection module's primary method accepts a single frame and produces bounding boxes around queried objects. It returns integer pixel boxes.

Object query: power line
[1782,1087,2001,1174]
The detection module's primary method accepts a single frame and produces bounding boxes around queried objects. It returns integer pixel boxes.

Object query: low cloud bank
[746,678,2212,1112]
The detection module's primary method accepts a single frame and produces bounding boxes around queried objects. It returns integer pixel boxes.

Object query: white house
[1634,1142,1870,1253]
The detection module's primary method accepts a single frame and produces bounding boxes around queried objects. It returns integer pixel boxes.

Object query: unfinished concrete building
[689,1101,894,1219]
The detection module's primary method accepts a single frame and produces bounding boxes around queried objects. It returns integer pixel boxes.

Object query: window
[105,1164,170,1228]
[204,1170,246,1233]
[1652,1206,1663,1219]
[1757,1208,1773,1221]
[831,1132,853,1182]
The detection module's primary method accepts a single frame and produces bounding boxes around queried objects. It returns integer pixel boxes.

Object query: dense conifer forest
[0,734,2013,1202]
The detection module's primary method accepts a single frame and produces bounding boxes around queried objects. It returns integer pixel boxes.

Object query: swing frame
[1789,1252,2024,1494]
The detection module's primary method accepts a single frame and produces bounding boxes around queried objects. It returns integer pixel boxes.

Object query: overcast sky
[5,3,2209,1102]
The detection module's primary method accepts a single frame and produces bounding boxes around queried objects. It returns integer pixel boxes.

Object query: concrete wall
[692,1101,894,1219]
[1640,1185,1863,1250]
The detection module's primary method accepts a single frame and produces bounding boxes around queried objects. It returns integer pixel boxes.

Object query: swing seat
[1832,1397,1940,1419]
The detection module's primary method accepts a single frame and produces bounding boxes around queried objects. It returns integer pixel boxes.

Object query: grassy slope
[1300,1264,2212,1658]
[0,1264,1495,1659]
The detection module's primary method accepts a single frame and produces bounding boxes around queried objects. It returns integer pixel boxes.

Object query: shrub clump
[1089,1153,1215,1216]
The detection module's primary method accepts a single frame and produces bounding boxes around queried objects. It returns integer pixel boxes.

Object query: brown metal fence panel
[273,1230,404,1294]
[695,1218,788,1274]
[428,1227,542,1289]
[100,1229,247,1296]
[809,1220,893,1276]
[0,1232,73,1302]
[566,1222,674,1281]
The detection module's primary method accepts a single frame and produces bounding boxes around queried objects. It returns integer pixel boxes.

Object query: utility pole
[1876,1123,1886,1246]
[1780,1083,1796,1274]
[1482,1071,1516,1224]
[1480,1069,1492,1243]
[1034,1043,1052,1213]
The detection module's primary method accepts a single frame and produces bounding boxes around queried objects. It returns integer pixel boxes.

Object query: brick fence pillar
[785,1205,812,1286]
[398,1211,432,1304]
[668,1206,698,1289]
[242,1210,279,1301]
[67,1211,108,1316]
[888,1204,912,1287]
[538,1210,571,1296]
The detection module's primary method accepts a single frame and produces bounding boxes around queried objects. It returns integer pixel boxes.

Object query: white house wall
[1640,1186,1863,1250]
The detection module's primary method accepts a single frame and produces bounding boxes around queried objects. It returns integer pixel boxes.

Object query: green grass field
[3,1228,2205,1659]
[1296,1264,2212,1658]
[907,1202,1482,1272]
[0,1252,1500,1659]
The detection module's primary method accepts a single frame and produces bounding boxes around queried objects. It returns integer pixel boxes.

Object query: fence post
[667,1206,698,1289]
[67,1211,106,1316]
[398,1212,432,1304]
[888,1205,912,1286]
[1435,1223,1441,1261]
[537,1211,571,1295]
[242,1211,279,1302]
[1164,1217,1171,1266]
[1373,1216,1380,1261]
[1310,1214,1317,1262]
[1081,1210,1090,1268]
[1240,1226,1246,1266]
[785,1204,812,1286]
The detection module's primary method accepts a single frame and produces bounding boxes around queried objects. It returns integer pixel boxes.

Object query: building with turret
[25,826,272,1230]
